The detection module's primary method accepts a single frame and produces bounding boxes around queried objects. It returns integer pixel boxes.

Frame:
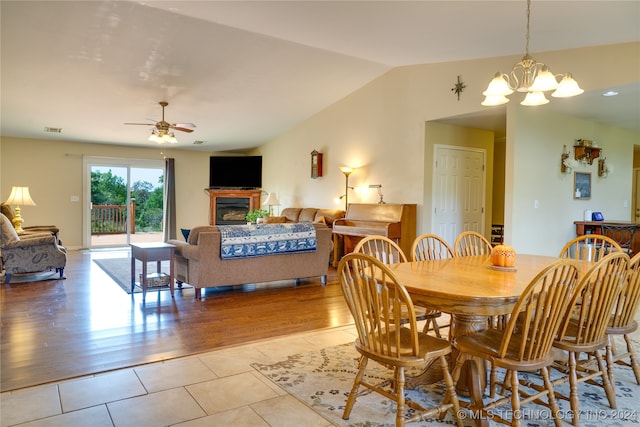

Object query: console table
[574,220,639,254]
[207,189,261,225]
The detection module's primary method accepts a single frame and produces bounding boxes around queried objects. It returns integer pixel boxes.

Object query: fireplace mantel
[207,189,262,225]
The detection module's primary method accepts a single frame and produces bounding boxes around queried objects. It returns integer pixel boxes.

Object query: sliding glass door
[84,157,165,248]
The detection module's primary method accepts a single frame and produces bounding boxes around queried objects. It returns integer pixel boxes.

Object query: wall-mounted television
[209,156,262,189]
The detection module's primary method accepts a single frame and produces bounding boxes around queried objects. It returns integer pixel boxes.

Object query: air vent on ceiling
[44,127,62,133]
[193,140,204,145]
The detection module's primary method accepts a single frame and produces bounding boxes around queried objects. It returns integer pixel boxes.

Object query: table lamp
[4,186,36,233]
[263,192,280,215]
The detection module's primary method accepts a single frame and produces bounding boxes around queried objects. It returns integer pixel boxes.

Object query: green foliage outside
[91,170,163,232]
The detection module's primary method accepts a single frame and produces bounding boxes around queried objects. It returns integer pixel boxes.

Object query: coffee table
[130,242,175,301]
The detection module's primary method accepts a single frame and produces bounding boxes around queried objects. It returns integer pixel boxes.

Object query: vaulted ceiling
[1,1,638,152]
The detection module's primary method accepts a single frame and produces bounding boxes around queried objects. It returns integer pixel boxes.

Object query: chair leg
[342,356,368,420]
[595,351,617,409]
[567,352,580,426]
[395,366,407,427]
[623,334,640,384]
[438,355,463,427]
[508,370,522,427]
[540,367,562,427]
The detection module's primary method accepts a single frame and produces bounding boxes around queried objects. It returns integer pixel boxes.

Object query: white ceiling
[1,1,638,152]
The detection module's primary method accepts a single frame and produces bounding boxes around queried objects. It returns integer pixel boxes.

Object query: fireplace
[216,197,250,225]
[207,189,262,226]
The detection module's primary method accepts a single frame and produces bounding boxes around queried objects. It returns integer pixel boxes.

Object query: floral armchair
[1,213,66,284]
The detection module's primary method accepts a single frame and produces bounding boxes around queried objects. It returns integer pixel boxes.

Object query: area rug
[252,341,640,427]
[93,257,190,294]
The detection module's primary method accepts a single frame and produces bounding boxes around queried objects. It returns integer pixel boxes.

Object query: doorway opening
[83,157,165,248]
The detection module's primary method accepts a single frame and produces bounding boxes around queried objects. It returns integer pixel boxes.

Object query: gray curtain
[163,158,176,241]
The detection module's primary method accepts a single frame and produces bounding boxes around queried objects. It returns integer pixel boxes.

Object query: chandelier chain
[525,0,531,55]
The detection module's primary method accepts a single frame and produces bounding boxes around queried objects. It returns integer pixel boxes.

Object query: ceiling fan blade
[124,122,154,126]
[171,126,194,133]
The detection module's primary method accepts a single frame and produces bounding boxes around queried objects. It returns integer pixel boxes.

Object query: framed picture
[574,172,591,199]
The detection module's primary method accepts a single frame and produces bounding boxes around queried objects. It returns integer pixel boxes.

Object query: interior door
[432,145,486,246]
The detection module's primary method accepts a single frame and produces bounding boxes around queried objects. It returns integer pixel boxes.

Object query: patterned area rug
[252,338,640,427]
[93,257,190,294]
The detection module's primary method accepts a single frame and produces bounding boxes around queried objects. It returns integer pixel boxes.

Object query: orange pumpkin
[491,244,517,267]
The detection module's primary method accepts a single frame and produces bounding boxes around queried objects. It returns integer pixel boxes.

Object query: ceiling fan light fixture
[163,133,178,144]
[481,0,582,107]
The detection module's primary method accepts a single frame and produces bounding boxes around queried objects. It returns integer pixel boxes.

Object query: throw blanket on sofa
[217,223,317,259]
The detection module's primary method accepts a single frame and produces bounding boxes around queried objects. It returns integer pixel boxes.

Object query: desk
[387,254,575,426]
[130,242,175,301]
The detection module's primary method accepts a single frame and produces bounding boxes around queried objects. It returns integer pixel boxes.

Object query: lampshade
[552,74,584,98]
[263,192,280,206]
[5,186,36,207]
[520,91,549,106]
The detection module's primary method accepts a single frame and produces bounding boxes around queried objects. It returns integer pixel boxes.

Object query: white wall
[506,106,638,256]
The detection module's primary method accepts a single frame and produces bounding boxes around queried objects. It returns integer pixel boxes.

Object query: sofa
[278,207,345,226]
[168,222,333,299]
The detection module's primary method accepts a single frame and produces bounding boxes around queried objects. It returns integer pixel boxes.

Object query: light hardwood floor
[0,248,350,393]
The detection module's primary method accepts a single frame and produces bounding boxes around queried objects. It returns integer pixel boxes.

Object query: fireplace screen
[216,198,250,225]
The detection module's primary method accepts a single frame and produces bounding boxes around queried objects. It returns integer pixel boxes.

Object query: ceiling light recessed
[602,91,619,97]
[44,127,62,133]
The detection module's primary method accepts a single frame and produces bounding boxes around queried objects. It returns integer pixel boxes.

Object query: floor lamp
[340,167,353,211]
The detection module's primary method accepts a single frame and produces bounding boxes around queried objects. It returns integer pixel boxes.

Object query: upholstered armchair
[0,203,61,244]
[1,213,66,284]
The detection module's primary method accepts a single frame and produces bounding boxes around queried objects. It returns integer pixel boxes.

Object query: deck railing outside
[91,202,136,235]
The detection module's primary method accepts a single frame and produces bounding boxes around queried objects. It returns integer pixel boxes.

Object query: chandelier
[148,129,177,144]
[482,0,584,107]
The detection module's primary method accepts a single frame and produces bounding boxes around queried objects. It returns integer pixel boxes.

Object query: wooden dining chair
[559,234,622,262]
[606,251,640,385]
[602,224,637,255]
[451,258,581,427]
[354,235,443,336]
[411,233,454,262]
[453,231,492,257]
[410,233,454,336]
[552,251,629,426]
[338,253,463,427]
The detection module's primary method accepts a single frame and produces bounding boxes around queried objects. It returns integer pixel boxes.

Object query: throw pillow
[0,213,19,244]
[263,216,286,224]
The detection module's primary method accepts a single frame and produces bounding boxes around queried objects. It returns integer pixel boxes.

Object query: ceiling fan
[125,101,196,144]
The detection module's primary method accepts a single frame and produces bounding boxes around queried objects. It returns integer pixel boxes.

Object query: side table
[130,242,175,301]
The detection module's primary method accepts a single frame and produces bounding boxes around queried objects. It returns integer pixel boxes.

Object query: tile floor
[1,325,358,427]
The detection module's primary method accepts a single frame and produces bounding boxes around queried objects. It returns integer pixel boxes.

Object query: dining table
[386,253,588,426]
